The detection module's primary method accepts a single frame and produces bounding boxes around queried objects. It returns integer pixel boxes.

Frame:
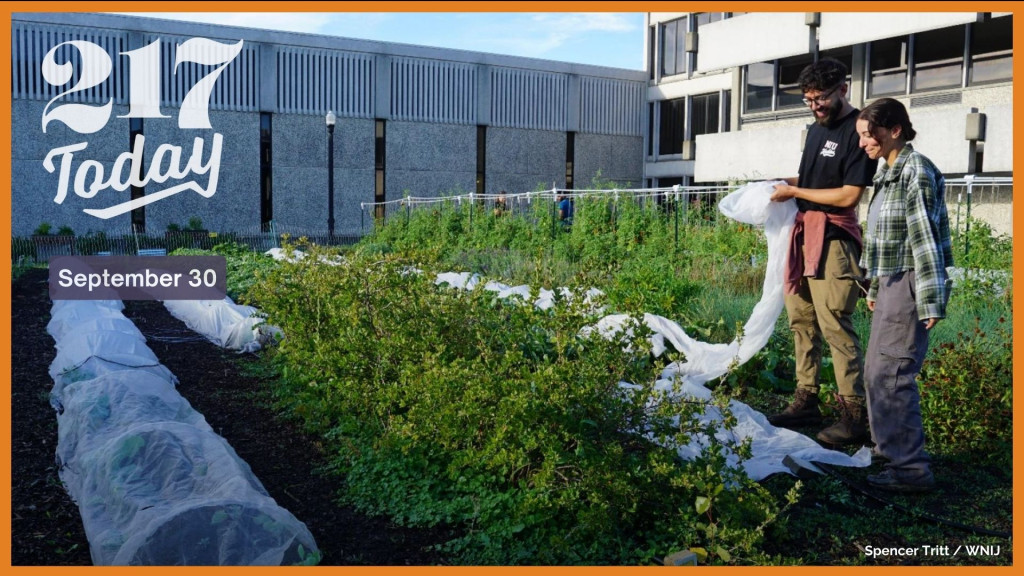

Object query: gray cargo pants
[864,270,932,478]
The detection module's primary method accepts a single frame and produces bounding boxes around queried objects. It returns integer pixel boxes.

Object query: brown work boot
[767,388,823,428]
[817,398,869,445]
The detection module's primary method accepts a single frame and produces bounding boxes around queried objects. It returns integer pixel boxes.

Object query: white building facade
[643,11,1013,187]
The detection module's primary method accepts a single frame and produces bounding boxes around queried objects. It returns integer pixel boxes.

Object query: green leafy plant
[248,244,791,565]
[951,217,1012,271]
[918,316,1012,466]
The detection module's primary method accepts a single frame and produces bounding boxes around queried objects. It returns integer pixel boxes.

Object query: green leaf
[695,495,710,514]
[690,547,708,563]
[716,546,731,563]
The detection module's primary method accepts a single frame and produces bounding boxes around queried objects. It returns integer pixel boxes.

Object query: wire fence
[360,176,1012,246]
[359,184,736,244]
[941,176,1013,240]
[10,177,1011,264]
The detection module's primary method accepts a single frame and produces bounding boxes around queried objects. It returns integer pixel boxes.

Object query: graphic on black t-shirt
[796,109,877,214]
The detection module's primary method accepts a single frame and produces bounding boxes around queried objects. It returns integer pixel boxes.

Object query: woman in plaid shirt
[855,98,953,493]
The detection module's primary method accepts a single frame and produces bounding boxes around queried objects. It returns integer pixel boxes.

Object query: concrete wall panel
[695,125,805,182]
[575,133,644,188]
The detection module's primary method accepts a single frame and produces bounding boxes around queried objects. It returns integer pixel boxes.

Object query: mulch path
[10,267,448,566]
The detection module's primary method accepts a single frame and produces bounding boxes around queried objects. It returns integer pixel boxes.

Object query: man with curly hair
[769,58,877,445]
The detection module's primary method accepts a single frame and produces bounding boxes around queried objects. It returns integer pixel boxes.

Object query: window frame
[654,90,728,158]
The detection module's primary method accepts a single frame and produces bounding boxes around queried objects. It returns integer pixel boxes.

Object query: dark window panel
[970,16,1013,85]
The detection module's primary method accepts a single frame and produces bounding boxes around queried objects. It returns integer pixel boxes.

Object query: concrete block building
[11,12,646,237]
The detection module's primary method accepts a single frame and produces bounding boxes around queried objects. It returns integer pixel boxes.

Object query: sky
[116,12,646,70]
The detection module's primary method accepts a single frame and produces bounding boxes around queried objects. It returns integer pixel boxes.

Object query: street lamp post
[326,110,336,242]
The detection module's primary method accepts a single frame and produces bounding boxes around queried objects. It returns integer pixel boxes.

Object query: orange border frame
[2,2,1020,573]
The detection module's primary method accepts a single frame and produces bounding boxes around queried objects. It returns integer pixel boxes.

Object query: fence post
[551,191,557,239]
[469,192,474,231]
[613,189,619,234]
[964,174,974,257]
[672,185,680,251]
[406,195,411,225]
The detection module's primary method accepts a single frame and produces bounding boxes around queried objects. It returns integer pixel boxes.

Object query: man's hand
[770,183,796,202]
[867,299,875,312]
[924,318,940,330]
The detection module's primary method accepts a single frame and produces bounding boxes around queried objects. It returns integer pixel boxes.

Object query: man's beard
[814,98,843,127]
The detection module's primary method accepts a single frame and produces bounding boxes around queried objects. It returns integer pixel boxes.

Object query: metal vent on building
[909,92,963,108]
[491,67,567,131]
[579,77,644,136]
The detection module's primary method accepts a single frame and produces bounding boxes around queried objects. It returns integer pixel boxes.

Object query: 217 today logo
[39,38,243,219]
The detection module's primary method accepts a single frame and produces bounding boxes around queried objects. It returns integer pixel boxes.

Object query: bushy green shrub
[918,316,1012,466]
[951,217,1012,271]
[171,241,280,302]
[248,245,792,565]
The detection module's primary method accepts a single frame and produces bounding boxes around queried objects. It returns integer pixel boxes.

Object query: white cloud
[528,12,639,33]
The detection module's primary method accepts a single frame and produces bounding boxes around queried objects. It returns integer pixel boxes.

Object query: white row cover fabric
[49,299,178,391]
[589,181,871,479]
[434,272,605,312]
[163,298,279,353]
[47,299,319,565]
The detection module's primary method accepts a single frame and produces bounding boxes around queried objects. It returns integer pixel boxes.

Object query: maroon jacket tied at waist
[785,208,863,295]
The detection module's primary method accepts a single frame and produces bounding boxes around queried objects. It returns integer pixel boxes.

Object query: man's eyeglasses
[802,84,842,107]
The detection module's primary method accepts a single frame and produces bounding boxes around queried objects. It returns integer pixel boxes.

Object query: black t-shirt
[796,108,877,241]
[796,108,877,213]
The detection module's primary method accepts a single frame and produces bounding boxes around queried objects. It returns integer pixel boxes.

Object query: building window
[647,102,655,156]
[913,25,965,92]
[648,25,657,80]
[722,90,731,132]
[691,93,720,138]
[744,61,774,113]
[565,132,575,189]
[746,49,853,114]
[375,119,386,220]
[129,118,145,232]
[660,16,688,77]
[778,53,816,109]
[868,36,909,97]
[659,98,685,156]
[866,18,1012,97]
[476,125,486,194]
[969,15,1012,85]
[259,113,272,230]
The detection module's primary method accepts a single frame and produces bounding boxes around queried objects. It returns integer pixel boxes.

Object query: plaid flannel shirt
[861,143,953,320]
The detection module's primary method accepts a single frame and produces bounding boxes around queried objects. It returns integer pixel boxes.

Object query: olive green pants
[783,237,866,402]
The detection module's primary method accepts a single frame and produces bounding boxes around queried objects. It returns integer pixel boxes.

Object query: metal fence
[358,185,735,237]
[11,177,1011,264]
[363,176,1013,245]
[941,176,1013,239]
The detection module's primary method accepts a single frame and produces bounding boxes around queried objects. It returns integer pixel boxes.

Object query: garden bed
[11,267,449,566]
